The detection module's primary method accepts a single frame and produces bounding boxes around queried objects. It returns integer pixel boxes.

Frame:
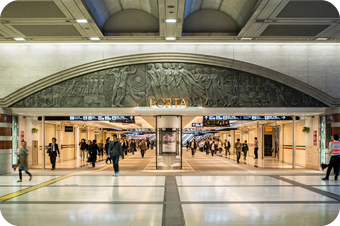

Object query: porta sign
[150,98,188,108]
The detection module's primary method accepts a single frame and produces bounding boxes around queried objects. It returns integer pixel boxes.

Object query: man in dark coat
[88,140,99,167]
[48,138,60,170]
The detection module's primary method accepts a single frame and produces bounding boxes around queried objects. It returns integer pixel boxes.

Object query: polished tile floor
[1,152,339,226]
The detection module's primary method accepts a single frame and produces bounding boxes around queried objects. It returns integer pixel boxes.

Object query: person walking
[17,141,32,182]
[147,140,150,149]
[254,137,259,159]
[242,140,249,162]
[322,134,340,181]
[140,139,147,157]
[130,139,136,155]
[186,141,190,152]
[97,139,104,161]
[48,138,60,170]
[108,134,123,177]
[211,140,215,156]
[190,139,196,157]
[88,140,99,167]
[204,139,210,155]
[150,140,154,149]
[235,139,242,164]
[86,140,91,161]
[79,139,87,161]
[122,138,129,156]
[225,139,231,157]
[105,137,112,164]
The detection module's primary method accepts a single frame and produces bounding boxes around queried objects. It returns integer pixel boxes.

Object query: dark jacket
[190,140,197,149]
[204,141,210,149]
[88,143,99,157]
[130,142,136,149]
[105,142,110,153]
[242,143,249,152]
[108,141,123,157]
[122,141,128,149]
[80,142,87,150]
[48,143,60,156]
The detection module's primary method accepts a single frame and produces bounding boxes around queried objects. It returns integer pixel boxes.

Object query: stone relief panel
[12,63,327,107]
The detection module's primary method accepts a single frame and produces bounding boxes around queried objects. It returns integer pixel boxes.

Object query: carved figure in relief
[147,64,161,100]
[275,85,289,107]
[173,63,191,105]
[114,66,138,107]
[98,74,104,94]
[178,64,206,106]
[155,63,168,98]
[195,68,208,106]
[203,68,213,106]
[164,63,177,98]
[211,68,228,107]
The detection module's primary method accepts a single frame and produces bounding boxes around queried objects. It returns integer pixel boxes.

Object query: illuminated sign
[203,116,299,121]
[150,98,187,108]
[203,120,230,127]
[264,126,273,132]
[39,116,135,123]
[127,129,153,132]
[192,123,204,127]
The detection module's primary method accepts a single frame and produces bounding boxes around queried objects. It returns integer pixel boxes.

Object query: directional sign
[203,116,299,121]
[38,116,135,123]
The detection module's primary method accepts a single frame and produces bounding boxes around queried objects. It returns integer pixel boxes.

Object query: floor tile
[10,186,165,202]
[0,204,163,226]
[313,186,340,196]
[281,176,340,185]
[182,204,340,226]
[0,176,58,186]
[176,176,290,186]
[0,187,24,196]
[52,176,165,186]
[178,186,335,202]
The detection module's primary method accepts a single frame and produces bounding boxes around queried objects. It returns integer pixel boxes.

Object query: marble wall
[0,44,339,99]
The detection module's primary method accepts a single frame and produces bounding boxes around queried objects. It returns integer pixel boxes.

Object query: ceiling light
[90,37,100,41]
[241,38,252,41]
[316,38,328,41]
[14,38,26,41]
[166,37,176,41]
[77,19,88,23]
[166,19,176,23]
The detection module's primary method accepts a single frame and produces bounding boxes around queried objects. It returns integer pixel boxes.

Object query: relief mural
[12,63,327,107]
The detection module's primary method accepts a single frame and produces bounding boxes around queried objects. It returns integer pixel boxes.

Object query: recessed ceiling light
[241,38,252,41]
[90,37,100,41]
[166,19,176,23]
[14,38,26,41]
[316,38,328,41]
[166,37,176,41]
[77,19,88,23]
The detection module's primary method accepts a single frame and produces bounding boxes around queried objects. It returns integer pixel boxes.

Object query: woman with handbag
[17,141,32,182]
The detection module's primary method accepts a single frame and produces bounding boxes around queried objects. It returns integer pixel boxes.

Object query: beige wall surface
[0,44,339,100]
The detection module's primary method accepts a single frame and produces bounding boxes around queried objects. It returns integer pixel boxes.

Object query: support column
[42,116,45,170]
[256,124,263,159]
[293,116,296,169]
[230,130,235,154]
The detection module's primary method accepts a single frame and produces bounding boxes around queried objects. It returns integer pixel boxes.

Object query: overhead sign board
[192,123,204,127]
[203,116,300,121]
[203,120,230,127]
[38,116,135,123]
[127,129,153,132]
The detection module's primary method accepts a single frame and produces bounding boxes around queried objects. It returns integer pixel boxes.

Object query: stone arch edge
[0,53,334,107]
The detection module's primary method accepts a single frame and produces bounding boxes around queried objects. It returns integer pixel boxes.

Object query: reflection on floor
[0,175,339,226]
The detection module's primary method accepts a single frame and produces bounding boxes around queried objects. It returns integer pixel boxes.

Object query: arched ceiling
[184,0,260,29]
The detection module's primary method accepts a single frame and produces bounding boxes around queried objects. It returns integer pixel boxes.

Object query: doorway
[264,135,273,157]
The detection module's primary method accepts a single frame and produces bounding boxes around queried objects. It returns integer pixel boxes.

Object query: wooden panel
[0,114,12,123]
[0,141,12,149]
[0,127,12,136]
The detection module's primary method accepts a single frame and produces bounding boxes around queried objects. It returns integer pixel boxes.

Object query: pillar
[0,114,14,175]
[230,130,235,154]
[42,116,45,169]
[256,124,263,159]
[292,116,296,169]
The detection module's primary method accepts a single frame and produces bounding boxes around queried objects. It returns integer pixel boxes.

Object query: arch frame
[0,53,335,107]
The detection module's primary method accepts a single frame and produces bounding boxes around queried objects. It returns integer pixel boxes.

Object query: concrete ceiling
[0,0,340,43]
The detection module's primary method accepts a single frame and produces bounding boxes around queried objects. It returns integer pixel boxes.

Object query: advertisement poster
[162,132,176,153]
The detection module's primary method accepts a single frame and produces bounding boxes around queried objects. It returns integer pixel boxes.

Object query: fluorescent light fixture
[165,37,176,41]
[14,38,26,41]
[76,19,88,23]
[90,37,100,41]
[241,38,252,41]
[316,38,328,41]
[165,19,177,23]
